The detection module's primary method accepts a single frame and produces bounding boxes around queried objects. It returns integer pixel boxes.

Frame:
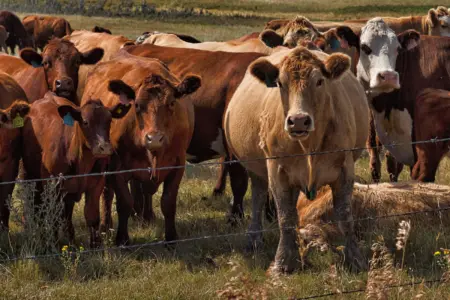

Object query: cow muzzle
[92,142,113,157]
[370,70,400,91]
[54,77,74,99]
[146,133,165,151]
[285,113,314,139]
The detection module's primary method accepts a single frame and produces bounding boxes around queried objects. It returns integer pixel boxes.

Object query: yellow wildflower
[336,246,345,252]
[444,249,450,256]
[434,251,441,256]
[79,246,85,252]
[62,245,69,252]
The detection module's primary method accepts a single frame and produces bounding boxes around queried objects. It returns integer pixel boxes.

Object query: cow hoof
[268,261,296,275]
[115,234,130,246]
[212,188,225,197]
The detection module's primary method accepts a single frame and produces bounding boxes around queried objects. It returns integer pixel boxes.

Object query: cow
[21,91,132,247]
[141,33,278,55]
[123,44,267,225]
[224,47,369,273]
[92,26,112,34]
[22,15,73,51]
[0,38,104,104]
[227,32,260,43]
[0,25,8,53]
[359,31,449,183]
[81,53,200,245]
[412,89,450,182]
[67,30,135,99]
[135,31,201,45]
[0,72,30,230]
[345,8,450,37]
[0,10,34,54]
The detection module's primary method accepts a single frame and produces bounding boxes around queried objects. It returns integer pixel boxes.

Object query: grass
[3,1,450,298]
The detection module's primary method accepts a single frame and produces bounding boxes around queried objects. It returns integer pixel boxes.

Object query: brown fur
[0,11,33,54]
[0,72,29,230]
[0,25,8,53]
[412,89,450,182]
[23,15,73,51]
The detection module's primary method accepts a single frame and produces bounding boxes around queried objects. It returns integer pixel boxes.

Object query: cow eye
[43,61,51,68]
[361,44,372,55]
[316,79,324,87]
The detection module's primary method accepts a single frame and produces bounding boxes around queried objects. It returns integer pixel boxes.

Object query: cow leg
[268,161,300,273]
[0,182,14,231]
[227,161,248,224]
[367,112,381,183]
[62,194,76,243]
[331,166,367,272]
[85,176,105,248]
[113,175,133,246]
[161,168,184,242]
[130,179,144,219]
[247,172,268,250]
[385,151,404,182]
[411,143,445,182]
[100,176,114,234]
[264,192,277,223]
[142,185,156,224]
[213,157,228,196]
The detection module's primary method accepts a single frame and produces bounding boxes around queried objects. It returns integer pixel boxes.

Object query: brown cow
[344,8,450,37]
[82,53,200,245]
[23,15,73,51]
[224,47,369,272]
[0,38,103,103]
[0,72,30,230]
[124,44,266,224]
[0,11,34,54]
[92,26,112,34]
[412,89,450,182]
[0,25,8,53]
[68,30,135,99]
[22,91,131,246]
[365,36,450,183]
[135,31,201,45]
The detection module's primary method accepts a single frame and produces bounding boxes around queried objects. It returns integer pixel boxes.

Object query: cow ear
[20,48,43,67]
[322,53,350,79]
[335,26,360,49]
[110,102,132,119]
[259,30,284,48]
[175,75,202,98]
[265,19,289,31]
[108,80,136,104]
[57,105,82,124]
[80,47,104,65]
[397,30,420,50]
[9,101,31,119]
[0,101,30,129]
[427,9,439,27]
[250,59,279,88]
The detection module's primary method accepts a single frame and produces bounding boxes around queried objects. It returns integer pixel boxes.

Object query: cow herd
[0,7,448,273]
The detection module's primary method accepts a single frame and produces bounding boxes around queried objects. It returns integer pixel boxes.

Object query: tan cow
[224,47,369,273]
[0,25,8,53]
[67,30,135,99]
[345,8,450,37]
[142,33,279,55]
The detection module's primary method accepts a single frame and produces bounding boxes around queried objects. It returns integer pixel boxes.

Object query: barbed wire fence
[0,136,450,298]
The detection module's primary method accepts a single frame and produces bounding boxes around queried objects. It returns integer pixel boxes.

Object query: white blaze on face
[439,15,450,37]
[356,18,401,94]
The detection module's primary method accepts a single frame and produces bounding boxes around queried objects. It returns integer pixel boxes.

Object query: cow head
[427,8,450,37]
[261,16,321,48]
[19,39,104,102]
[108,73,201,153]
[354,18,420,95]
[250,48,350,140]
[0,100,30,129]
[57,99,131,157]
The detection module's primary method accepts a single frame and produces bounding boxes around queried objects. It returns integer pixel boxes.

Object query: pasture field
[1,1,450,299]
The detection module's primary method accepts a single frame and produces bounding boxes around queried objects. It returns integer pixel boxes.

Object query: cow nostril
[378,74,385,81]
[287,117,294,127]
[55,80,62,88]
[304,117,311,128]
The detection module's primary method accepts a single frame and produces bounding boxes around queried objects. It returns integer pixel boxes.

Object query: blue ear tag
[31,61,43,68]
[63,113,74,126]
[12,115,24,128]
[330,38,340,50]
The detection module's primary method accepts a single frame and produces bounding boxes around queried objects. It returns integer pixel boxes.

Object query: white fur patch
[372,109,415,166]
[211,128,226,156]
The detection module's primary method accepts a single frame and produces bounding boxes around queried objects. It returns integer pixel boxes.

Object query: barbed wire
[296,278,448,299]
[1,136,449,186]
[0,205,448,264]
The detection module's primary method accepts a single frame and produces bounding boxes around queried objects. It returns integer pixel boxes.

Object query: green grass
[3,1,450,298]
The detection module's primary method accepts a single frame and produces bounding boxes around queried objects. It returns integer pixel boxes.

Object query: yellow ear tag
[13,115,24,128]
